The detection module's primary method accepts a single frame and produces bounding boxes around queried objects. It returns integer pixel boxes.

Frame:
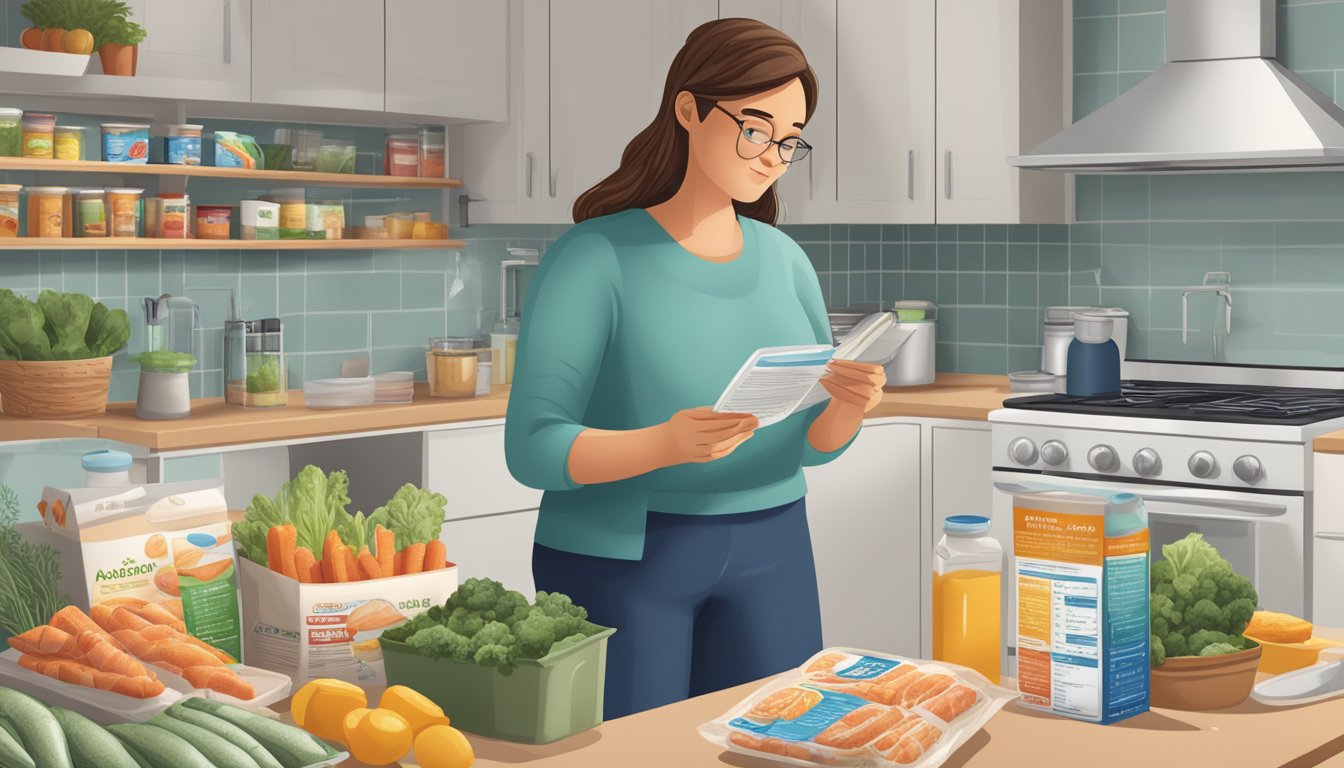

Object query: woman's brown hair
[572,18,818,225]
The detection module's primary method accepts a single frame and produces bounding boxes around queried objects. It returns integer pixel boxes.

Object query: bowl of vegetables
[1150,532,1262,710]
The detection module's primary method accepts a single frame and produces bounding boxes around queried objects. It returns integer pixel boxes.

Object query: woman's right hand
[660,407,759,465]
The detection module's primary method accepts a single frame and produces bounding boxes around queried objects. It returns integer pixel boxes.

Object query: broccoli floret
[1222,597,1256,637]
[1154,581,1176,600]
[1172,573,1199,602]
[1187,629,1236,655]
[1151,559,1175,587]
[1184,598,1225,633]
[492,589,532,626]
[446,606,486,638]
[469,621,518,674]
[1216,573,1258,608]
[1164,632,1190,658]
[382,611,438,643]
[534,591,589,621]
[474,643,516,674]
[447,577,508,614]
[469,621,516,654]
[1151,634,1166,668]
[407,625,472,662]
[1199,642,1242,657]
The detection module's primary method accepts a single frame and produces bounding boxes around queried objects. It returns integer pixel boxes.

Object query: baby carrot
[402,542,426,575]
[266,527,283,573]
[394,550,405,577]
[423,540,447,571]
[332,545,353,583]
[356,550,383,580]
[275,525,299,580]
[375,525,395,577]
[342,546,359,581]
[293,547,317,583]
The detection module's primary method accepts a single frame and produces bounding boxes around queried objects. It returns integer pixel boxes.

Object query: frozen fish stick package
[699,648,1016,768]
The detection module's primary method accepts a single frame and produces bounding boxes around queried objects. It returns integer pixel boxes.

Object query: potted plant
[19,0,142,72]
[0,289,131,418]
[95,14,145,76]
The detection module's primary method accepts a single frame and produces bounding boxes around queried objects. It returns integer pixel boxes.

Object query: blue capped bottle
[1066,313,1121,396]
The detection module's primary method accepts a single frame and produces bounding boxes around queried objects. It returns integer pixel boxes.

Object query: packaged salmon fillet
[699,648,1016,768]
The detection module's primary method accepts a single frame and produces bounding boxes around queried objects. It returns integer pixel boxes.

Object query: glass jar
[418,127,446,178]
[26,186,70,238]
[490,317,519,386]
[107,188,143,237]
[385,212,415,239]
[932,515,1003,684]
[75,189,107,237]
[384,133,419,177]
[0,108,21,157]
[0,184,19,238]
[21,113,55,159]
[427,349,477,398]
[54,125,84,160]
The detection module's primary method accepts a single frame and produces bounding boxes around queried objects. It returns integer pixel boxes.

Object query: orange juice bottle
[933,515,1003,683]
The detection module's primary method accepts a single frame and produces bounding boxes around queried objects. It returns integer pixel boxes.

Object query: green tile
[909,243,937,271]
[1297,70,1335,104]
[1118,72,1148,96]
[985,273,1008,305]
[279,275,304,315]
[1117,11,1164,72]
[1009,225,1039,243]
[62,251,96,295]
[1103,222,1148,245]
[936,343,957,372]
[936,224,958,242]
[285,354,304,388]
[1009,274,1039,307]
[957,344,1008,375]
[830,225,850,241]
[1220,222,1274,247]
[1076,0,1117,15]
[1076,175,1103,222]
[850,224,881,241]
[960,307,1007,343]
[1149,172,1344,220]
[1072,265,1102,286]
[96,250,126,300]
[804,243,829,272]
[282,315,304,355]
[1040,274,1069,307]
[372,346,427,376]
[829,276,849,308]
[373,309,444,347]
[831,246,850,272]
[865,273,882,303]
[1075,74,1120,119]
[307,249,374,273]
[307,273,400,311]
[937,243,958,271]
[937,274,958,305]
[1009,243,1039,272]
[1219,248,1275,286]
[1072,285,1102,306]
[373,249,403,271]
[1147,288,1184,329]
[984,225,1007,243]
[1151,222,1221,247]
[1277,2,1344,71]
[1039,225,1070,244]
[402,272,445,310]
[1101,176,1149,221]
[241,274,278,319]
[939,308,959,341]
[126,252,159,300]
[881,273,903,304]
[305,351,365,380]
[815,274,831,305]
[1098,287,1148,328]
[783,224,830,240]
[240,251,278,274]
[1008,308,1041,346]
[1275,222,1344,246]
[880,224,906,243]
[1039,243,1070,273]
[905,272,937,301]
[1271,290,1344,332]
[185,251,220,276]
[1072,243,1102,271]
[958,243,985,271]
[958,225,985,242]
[851,273,872,304]
[881,244,905,271]
[1275,246,1344,285]
[1008,345,1040,374]
[957,274,985,305]
[985,243,1008,272]
[304,312,369,352]
[1117,0,1164,13]
[39,252,62,292]
[1075,16,1119,73]
[864,244,882,272]
[909,225,936,242]
[1150,246,1221,287]
[279,252,306,274]
[1072,223,1102,244]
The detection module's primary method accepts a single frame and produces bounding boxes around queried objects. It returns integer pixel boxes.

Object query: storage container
[372,371,414,404]
[0,357,111,418]
[240,200,280,240]
[26,186,70,238]
[883,300,937,387]
[165,123,202,165]
[134,352,193,420]
[225,318,287,407]
[304,377,375,409]
[212,130,261,169]
[107,188,143,237]
[307,203,344,240]
[101,123,149,163]
[426,350,476,398]
[0,184,18,237]
[381,626,616,744]
[315,139,355,174]
[418,127,446,177]
[385,212,414,239]
[0,108,21,157]
[157,193,189,238]
[384,133,419,177]
[74,188,107,237]
[53,125,84,160]
[274,189,307,239]
[195,204,232,240]
[933,515,1002,684]
[79,449,132,487]
[1066,314,1121,397]
[21,112,55,158]
[291,128,322,170]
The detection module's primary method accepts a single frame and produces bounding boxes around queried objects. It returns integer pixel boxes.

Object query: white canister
[136,370,191,419]
[81,450,132,487]
[1079,308,1130,360]
[1042,325,1075,376]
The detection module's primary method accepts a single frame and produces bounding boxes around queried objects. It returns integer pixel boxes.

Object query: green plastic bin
[380,625,616,744]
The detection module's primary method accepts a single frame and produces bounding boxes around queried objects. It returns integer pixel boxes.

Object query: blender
[492,248,538,387]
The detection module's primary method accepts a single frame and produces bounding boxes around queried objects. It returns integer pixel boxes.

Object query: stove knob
[1088,445,1119,473]
[1008,437,1038,465]
[1189,451,1219,479]
[1133,448,1162,478]
[1233,455,1263,485]
[1040,440,1068,466]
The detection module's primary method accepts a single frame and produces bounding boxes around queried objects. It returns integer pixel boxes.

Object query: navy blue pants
[532,497,823,720]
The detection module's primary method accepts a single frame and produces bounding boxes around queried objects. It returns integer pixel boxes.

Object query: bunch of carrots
[266,523,448,583]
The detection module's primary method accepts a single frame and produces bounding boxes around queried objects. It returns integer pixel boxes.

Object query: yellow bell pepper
[379,685,451,735]
[291,678,368,743]
[343,707,414,766]
[414,724,475,768]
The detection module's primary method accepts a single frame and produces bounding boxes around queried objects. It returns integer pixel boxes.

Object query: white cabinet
[94,0,251,101]
[423,424,543,521]
[385,0,507,121]
[251,0,384,111]
[930,423,993,538]
[1314,452,1344,626]
[805,419,922,655]
[935,0,1069,223]
[442,510,541,599]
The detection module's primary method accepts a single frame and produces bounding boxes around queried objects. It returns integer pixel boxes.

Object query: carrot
[375,524,395,577]
[402,543,426,575]
[342,547,360,581]
[293,547,317,584]
[332,545,353,583]
[321,556,335,584]
[52,498,66,527]
[356,550,383,580]
[322,530,341,582]
[36,500,47,520]
[423,540,447,571]
[274,525,299,580]
[266,527,283,573]
[394,550,406,577]
[308,558,325,583]
[177,559,233,582]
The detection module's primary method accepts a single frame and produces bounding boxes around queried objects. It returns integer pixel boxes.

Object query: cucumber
[0,723,34,768]
[148,713,261,768]
[117,739,155,768]
[106,723,214,768]
[0,686,72,768]
[164,704,284,768]
[179,698,337,768]
[49,708,139,768]
[0,719,21,749]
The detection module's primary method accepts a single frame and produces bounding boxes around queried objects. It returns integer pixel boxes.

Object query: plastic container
[136,370,190,419]
[74,188,107,237]
[0,648,181,725]
[240,200,280,240]
[157,193,190,238]
[21,112,55,158]
[307,203,344,240]
[0,184,18,237]
[53,125,84,160]
[385,212,415,239]
[381,626,615,744]
[426,350,477,398]
[384,133,419,177]
[1009,370,1059,394]
[1066,314,1121,396]
[315,139,356,174]
[26,186,70,238]
[292,128,322,170]
[226,319,287,407]
[165,123,202,165]
[275,190,307,239]
[933,515,1002,684]
[81,449,133,487]
[101,122,150,163]
[418,127,446,177]
[213,130,261,169]
[107,188,143,237]
[0,108,21,157]
[196,204,233,240]
[372,371,414,404]
[304,377,375,409]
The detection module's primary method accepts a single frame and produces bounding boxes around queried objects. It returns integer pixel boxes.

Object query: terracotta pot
[1150,644,1262,711]
[98,43,138,76]
[0,357,113,418]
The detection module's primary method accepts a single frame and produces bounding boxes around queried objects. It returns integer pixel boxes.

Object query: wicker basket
[0,357,113,418]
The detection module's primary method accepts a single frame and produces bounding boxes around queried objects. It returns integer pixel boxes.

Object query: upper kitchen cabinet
[251,0,384,112]
[935,0,1069,224]
[109,0,252,101]
[385,0,507,121]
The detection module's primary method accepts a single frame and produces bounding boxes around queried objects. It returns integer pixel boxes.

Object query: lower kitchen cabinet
[930,423,993,536]
[1314,452,1344,626]
[423,423,543,521]
[804,419,922,655]
[441,510,541,600]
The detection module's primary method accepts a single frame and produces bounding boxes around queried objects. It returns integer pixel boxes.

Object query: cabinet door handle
[907,149,915,200]
[223,0,231,65]
[525,152,535,198]
[943,150,952,199]
[549,168,558,198]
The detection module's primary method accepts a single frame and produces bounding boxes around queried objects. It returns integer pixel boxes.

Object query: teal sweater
[504,208,856,560]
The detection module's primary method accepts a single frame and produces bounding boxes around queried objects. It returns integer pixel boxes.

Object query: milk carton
[1012,491,1149,723]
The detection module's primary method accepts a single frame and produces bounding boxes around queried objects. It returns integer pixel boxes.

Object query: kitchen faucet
[1182,272,1232,361]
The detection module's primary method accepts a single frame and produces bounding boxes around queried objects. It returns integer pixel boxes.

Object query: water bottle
[933,515,1003,683]
[1066,313,1121,396]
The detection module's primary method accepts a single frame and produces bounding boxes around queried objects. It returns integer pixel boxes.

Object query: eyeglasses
[710,103,812,165]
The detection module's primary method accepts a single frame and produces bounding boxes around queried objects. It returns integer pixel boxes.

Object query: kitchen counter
[1314,429,1344,454]
[0,373,1013,451]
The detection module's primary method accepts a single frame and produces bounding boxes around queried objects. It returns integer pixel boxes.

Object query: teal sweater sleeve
[504,232,619,491]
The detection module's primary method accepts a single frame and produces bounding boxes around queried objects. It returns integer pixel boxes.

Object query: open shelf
[0,157,463,189]
[0,237,466,250]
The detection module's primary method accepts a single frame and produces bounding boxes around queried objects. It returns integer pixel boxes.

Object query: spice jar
[158,193,190,238]
[418,127,446,178]
[384,133,419,177]
[0,108,21,157]
[54,125,84,160]
[26,187,70,238]
[0,184,18,237]
[107,188,143,237]
[75,189,107,237]
[21,113,55,159]
[196,205,232,240]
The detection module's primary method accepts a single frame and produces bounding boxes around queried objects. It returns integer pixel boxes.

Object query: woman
[504,18,887,719]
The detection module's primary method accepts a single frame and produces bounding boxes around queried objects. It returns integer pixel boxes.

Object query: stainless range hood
[1011,0,1344,172]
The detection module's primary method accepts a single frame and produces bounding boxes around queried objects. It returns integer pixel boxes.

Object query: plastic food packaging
[107,187,143,237]
[0,107,21,157]
[165,123,202,165]
[74,188,107,237]
[385,133,419,177]
[54,125,85,160]
[307,202,344,240]
[315,139,356,174]
[196,204,233,240]
[933,516,1002,684]
[26,186,70,237]
[699,648,1016,768]
[418,127,446,177]
[158,193,190,238]
[292,128,323,170]
[240,200,280,240]
[213,130,262,169]
[102,122,150,163]
[304,377,375,408]
[372,371,414,404]
[0,184,18,237]
[22,112,55,158]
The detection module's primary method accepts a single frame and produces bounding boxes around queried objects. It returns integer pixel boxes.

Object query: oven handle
[1315,532,1344,542]
[993,480,1289,520]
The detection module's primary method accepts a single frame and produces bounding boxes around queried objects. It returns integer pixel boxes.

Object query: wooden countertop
[0,374,1013,452]
[1315,429,1344,454]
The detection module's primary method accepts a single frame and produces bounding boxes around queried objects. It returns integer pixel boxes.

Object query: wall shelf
[0,157,463,189]
[0,238,465,250]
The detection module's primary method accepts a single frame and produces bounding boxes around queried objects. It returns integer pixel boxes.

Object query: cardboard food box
[22,478,243,660]
[238,557,458,686]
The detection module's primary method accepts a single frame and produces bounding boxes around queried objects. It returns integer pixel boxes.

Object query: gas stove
[1007,380,1344,426]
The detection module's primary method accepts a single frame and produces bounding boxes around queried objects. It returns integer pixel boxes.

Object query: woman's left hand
[820,359,886,414]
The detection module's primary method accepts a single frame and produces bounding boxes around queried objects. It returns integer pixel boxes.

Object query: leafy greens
[0,484,70,637]
[0,289,130,361]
